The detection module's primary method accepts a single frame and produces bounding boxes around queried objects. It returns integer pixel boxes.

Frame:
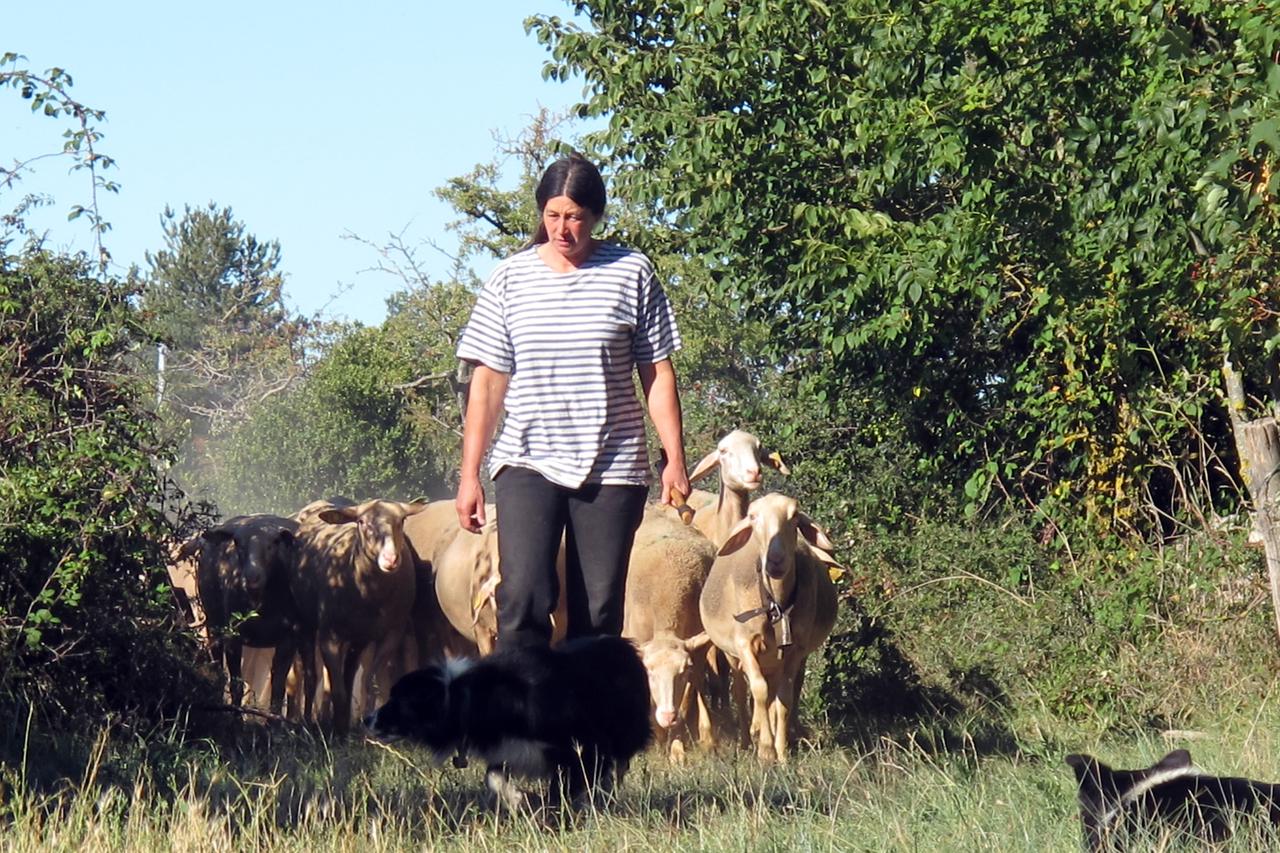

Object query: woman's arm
[456,363,510,532]
[637,358,690,506]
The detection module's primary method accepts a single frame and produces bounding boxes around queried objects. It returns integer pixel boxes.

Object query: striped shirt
[457,242,682,489]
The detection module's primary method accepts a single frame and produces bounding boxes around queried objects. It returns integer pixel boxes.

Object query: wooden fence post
[1224,353,1280,642]
[1239,419,1280,642]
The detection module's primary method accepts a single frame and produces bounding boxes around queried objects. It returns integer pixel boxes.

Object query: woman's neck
[536,239,597,273]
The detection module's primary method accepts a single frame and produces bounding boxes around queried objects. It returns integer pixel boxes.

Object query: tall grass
[5,697,1280,852]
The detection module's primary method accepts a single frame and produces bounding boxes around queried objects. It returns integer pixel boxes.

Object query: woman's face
[541,195,599,265]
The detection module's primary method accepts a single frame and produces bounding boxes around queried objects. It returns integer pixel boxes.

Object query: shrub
[0,249,216,726]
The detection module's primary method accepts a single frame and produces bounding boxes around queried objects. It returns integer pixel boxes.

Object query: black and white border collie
[1065,749,1280,850]
[366,635,652,811]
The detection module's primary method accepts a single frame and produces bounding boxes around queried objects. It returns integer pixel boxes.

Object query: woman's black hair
[531,154,606,244]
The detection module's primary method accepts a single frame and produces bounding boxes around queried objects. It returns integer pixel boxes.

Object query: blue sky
[5,2,591,325]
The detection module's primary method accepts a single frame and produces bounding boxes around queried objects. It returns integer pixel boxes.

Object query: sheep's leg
[735,642,775,763]
[790,657,810,746]
[705,647,737,747]
[729,665,751,748]
[690,653,716,750]
[366,629,405,716]
[267,638,297,716]
[319,636,350,735]
[770,669,796,764]
[297,633,318,724]
[342,642,367,725]
[224,636,245,708]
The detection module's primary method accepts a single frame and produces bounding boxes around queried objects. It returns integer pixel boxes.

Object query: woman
[455,154,690,651]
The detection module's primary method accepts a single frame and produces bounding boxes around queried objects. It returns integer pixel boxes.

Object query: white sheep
[623,506,719,760]
[698,493,840,763]
[680,429,791,546]
[432,508,569,654]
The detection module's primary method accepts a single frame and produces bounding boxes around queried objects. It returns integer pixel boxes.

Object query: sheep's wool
[458,243,681,489]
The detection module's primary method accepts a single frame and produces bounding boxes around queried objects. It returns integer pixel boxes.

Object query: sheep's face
[757,498,801,581]
[320,501,429,575]
[240,527,294,606]
[717,430,764,492]
[640,633,711,729]
[641,639,694,729]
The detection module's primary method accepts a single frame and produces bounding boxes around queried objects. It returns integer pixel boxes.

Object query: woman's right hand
[456,475,487,533]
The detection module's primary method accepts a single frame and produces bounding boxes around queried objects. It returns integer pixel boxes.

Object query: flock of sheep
[169,429,842,764]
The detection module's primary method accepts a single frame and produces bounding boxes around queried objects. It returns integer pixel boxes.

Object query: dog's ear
[1155,749,1193,770]
[1065,753,1102,784]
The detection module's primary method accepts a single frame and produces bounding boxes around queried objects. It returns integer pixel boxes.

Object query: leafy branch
[1,52,118,273]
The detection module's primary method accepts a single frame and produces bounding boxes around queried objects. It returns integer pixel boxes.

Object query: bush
[0,249,216,726]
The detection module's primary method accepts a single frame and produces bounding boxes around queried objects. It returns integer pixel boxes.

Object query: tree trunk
[1239,417,1280,642]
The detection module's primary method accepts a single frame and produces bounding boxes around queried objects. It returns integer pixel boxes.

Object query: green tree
[207,281,472,515]
[139,203,309,499]
[533,0,1280,534]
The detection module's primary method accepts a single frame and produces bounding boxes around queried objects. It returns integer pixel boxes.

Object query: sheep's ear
[471,573,500,621]
[317,507,359,525]
[683,632,712,653]
[203,525,235,544]
[717,517,754,556]
[175,536,204,561]
[688,446,721,484]
[401,501,429,517]
[764,449,791,476]
[797,513,835,552]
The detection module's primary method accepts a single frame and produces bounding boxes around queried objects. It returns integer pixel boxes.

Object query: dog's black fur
[1065,749,1280,850]
[366,635,652,809]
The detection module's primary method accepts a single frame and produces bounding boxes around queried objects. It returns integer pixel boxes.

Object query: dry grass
[5,693,1280,851]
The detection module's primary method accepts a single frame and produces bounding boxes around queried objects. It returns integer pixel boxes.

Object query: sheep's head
[689,429,790,494]
[318,500,429,574]
[640,633,711,729]
[720,493,834,581]
[203,516,297,608]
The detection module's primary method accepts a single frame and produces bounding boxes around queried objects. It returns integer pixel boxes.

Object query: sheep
[680,429,791,546]
[402,499,473,661]
[432,508,569,654]
[623,506,719,761]
[183,514,303,715]
[289,498,428,735]
[698,493,841,763]
[167,539,206,641]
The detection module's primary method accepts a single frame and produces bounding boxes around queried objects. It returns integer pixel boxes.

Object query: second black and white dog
[365,635,652,810]
[1065,749,1280,850]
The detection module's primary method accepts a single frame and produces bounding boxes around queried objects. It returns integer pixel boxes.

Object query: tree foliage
[0,249,214,723]
[206,276,473,515]
[141,203,308,435]
[532,0,1280,533]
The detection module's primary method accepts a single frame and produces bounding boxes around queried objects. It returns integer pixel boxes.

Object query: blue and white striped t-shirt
[456,242,682,489]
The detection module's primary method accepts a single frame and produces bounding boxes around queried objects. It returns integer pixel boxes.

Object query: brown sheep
[402,499,473,662]
[289,498,428,735]
[698,493,840,764]
[623,506,719,760]
[184,514,302,715]
[167,539,206,641]
[432,509,569,654]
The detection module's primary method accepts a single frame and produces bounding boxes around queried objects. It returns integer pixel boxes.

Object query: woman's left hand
[659,460,691,510]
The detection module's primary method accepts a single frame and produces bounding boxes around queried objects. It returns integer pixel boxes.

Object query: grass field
[6,692,1280,852]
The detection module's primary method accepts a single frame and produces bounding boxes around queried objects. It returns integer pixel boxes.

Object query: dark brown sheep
[185,514,302,715]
